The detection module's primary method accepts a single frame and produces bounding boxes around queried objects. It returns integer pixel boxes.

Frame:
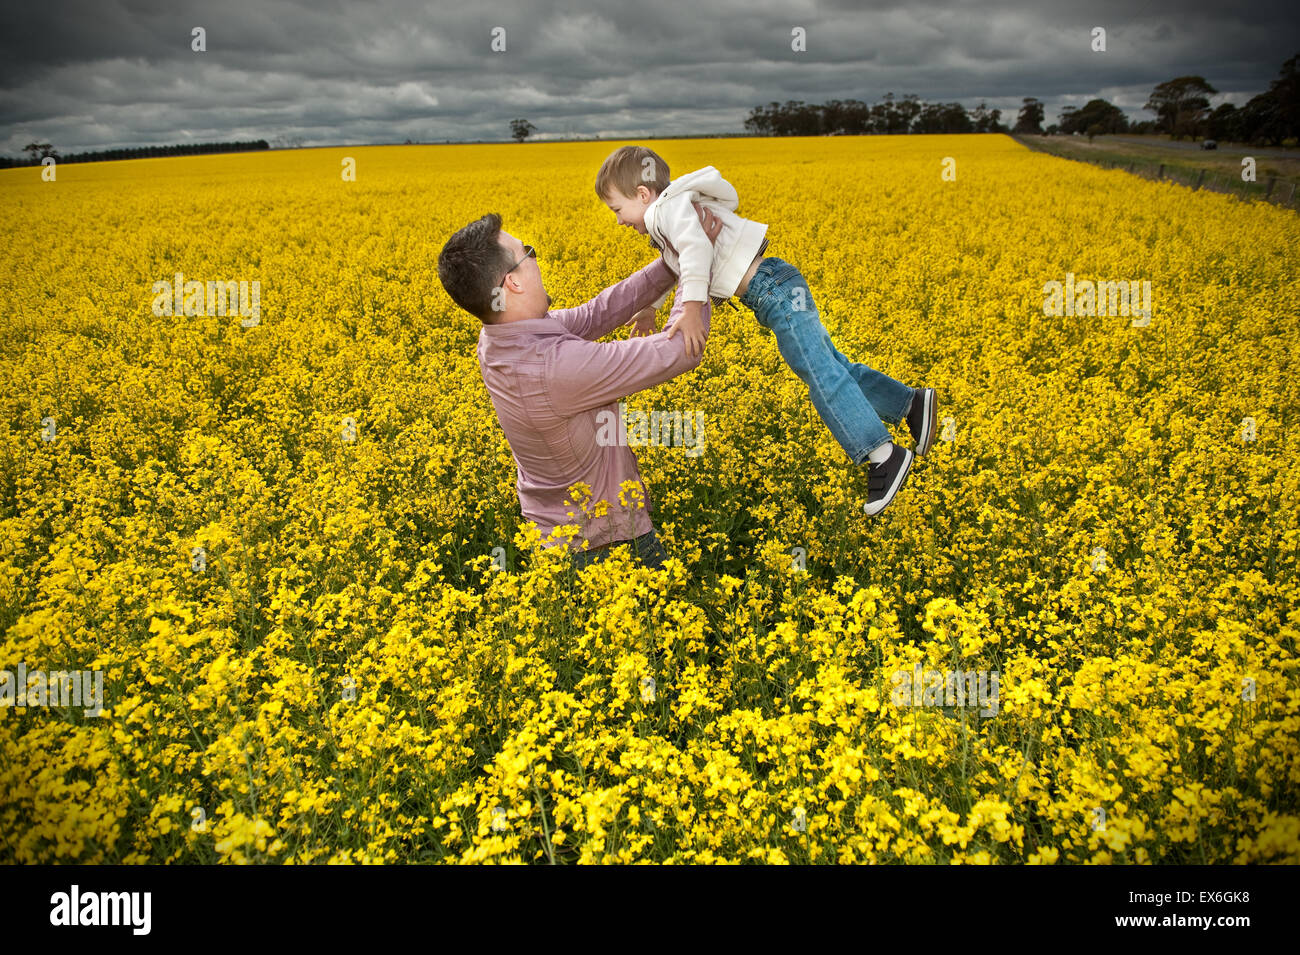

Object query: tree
[510,119,537,142]
[1268,52,1300,142]
[896,94,923,132]
[22,142,58,162]
[912,101,972,134]
[782,100,821,136]
[1234,51,1300,145]
[1144,76,1217,139]
[872,93,907,134]
[1237,90,1285,145]
[744,102,778,135]
[1205,103,1241,142]
[1060,99,1127,135]
[1014,97,1045,134]
[836,99,871,134]
[817,98,871,135]
[970,102,1003,133]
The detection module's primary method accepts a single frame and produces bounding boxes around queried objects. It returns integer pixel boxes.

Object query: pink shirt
[477,256,711,552]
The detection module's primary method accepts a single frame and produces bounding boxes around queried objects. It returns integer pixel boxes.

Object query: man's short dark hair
[438,212,515,322]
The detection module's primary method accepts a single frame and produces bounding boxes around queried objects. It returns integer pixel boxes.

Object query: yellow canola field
[0,135,1297,863]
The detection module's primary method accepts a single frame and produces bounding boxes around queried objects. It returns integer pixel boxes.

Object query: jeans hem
[897,388,917,423]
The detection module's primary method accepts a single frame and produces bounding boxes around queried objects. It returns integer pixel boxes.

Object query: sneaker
[863,442,914,516]
[906,387,938,456]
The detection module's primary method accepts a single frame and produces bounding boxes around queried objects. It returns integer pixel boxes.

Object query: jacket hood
[645,166,737,242]
[657,165,722,200]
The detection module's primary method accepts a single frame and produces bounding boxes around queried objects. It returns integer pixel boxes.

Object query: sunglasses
[501,244,537,283]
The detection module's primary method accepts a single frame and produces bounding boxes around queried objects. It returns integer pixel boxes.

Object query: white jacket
[643,166,768,309]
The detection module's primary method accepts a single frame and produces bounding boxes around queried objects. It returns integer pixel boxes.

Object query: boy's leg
[738,258,891,465]
[828,346,916,425]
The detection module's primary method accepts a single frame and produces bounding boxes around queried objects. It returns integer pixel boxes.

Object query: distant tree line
[744,93,1008,135]
[746,52,1298,146]
[0,139,270,169]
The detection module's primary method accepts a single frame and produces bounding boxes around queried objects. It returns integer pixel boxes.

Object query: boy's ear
[636,184,653,202]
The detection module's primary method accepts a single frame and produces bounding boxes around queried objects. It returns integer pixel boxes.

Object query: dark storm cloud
[0,0,1295,154]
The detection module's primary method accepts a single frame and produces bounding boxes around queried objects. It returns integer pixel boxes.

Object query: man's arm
[548,259,676,343]
[552,202,723,342]
[549,289,712,415]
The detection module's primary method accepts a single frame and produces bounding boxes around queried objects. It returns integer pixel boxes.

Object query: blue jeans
[738,257,916,465]
[570,528,668,571]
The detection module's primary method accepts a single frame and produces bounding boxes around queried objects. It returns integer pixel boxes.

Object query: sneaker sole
[915,389,937,456]
[863,447,913,517]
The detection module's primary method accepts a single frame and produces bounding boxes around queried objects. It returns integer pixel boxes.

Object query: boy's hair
[437,212,515,323]
[595,145,671,201]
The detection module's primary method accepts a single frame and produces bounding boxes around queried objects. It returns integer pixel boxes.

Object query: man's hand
[693,202,723,244]
[625,305,657,338]
[665,301,707,359]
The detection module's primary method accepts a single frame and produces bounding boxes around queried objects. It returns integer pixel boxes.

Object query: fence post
[1290,182,1297,205]
[1195,169,1206,190]
[1157,163,1164,180]
[1265,177,1276,199]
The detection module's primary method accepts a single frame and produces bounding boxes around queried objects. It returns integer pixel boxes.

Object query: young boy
[595,145,938,517]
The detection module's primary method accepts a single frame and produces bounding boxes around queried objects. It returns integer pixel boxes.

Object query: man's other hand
[625,306,657,338]
[692,202,723,244]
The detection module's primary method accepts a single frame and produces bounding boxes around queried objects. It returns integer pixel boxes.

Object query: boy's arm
[660,196,718,305]
[549,288,712,415]
[548,258,676,342]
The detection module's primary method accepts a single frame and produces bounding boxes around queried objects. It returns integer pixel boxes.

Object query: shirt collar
[479,313,567,336]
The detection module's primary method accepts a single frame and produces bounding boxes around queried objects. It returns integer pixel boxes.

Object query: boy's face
[602,184,656,234]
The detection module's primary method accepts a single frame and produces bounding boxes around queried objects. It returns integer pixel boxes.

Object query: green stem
[531,762,556,865]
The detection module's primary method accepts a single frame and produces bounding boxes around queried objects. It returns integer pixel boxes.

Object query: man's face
[497,231,551,311]
[602,185,654,234]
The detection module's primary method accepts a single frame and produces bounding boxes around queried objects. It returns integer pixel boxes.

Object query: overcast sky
[0,0,1295,154]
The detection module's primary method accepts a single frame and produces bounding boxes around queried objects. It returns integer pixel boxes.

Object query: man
[437,204,724,570]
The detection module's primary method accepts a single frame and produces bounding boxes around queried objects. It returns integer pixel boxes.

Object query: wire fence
[1013,136,1299,211]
